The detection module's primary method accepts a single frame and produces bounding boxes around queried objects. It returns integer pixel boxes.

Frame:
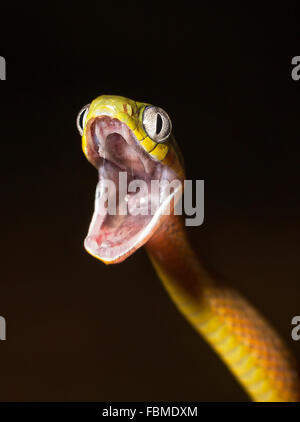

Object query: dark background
[0,4,300,401]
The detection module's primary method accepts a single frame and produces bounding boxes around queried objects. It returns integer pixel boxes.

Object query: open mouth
[84,116,179,263]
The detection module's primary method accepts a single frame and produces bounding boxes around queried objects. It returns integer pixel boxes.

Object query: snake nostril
[123,103,132,116]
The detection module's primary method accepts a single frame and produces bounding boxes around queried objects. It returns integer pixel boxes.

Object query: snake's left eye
[76,104,90,136]
[142,106,172,143]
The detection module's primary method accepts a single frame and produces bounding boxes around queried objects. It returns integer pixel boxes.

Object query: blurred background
[0,3,299,401]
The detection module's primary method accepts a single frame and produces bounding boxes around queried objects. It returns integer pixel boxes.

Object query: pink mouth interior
[84,116,176,262]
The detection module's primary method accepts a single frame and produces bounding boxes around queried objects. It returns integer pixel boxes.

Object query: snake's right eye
[142,106,172,143]
[76,104,90,136]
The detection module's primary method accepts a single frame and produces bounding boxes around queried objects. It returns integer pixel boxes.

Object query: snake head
[77,95,184,264]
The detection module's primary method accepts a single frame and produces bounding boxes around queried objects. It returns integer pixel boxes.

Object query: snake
[76,95,300,401]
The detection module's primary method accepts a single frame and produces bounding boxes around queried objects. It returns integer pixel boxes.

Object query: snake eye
[76,104,90,136]
[142,106,172,143]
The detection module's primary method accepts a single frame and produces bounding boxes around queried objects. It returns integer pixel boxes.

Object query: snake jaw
[83,116,182,264]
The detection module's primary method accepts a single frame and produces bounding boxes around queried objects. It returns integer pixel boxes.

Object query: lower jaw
[84,159,163,263]
[84,215,153,263]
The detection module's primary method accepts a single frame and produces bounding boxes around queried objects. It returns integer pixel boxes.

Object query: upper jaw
[89,116,159,177]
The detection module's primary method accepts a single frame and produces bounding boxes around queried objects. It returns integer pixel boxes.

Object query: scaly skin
[79,95,300,401]
[146,215,300,401]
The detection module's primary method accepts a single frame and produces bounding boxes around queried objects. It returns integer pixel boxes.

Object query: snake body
[147,215,300,401]
[78,95,300,401]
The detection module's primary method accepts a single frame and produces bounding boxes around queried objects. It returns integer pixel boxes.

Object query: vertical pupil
[156,113,163,134]
[80,110,85,129]
[81,109,87,129]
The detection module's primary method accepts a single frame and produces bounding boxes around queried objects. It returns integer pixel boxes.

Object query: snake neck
[146,214,213,302]
[145,215,300,402]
